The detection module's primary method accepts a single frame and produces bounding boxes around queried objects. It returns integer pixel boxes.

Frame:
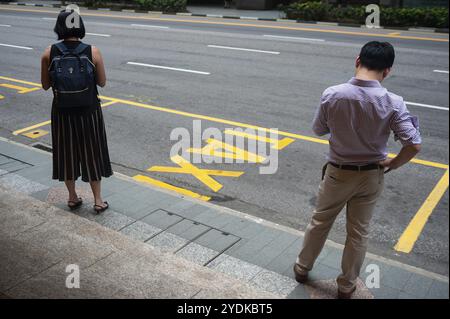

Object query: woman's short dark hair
[359,41,395,71]
[54,10,85,40]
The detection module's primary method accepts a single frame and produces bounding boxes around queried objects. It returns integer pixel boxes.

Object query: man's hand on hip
[379,144,422,173]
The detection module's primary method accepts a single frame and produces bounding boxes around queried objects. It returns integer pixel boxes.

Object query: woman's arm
[40,46,51,91]
[92,46,106,87]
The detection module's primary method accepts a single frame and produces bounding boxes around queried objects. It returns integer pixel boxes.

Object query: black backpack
[49,42,96,109]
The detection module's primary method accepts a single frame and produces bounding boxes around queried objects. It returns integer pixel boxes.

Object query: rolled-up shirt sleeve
[312,96,330,136]
[390,101,422,146]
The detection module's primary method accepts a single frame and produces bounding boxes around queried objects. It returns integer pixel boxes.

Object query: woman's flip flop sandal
[94,201,109,213]
[68,197,83,210]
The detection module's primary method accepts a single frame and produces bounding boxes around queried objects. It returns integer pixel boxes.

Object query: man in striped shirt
[294,41,422,299]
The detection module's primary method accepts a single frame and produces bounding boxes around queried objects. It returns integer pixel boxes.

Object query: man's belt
[329,162,382,171]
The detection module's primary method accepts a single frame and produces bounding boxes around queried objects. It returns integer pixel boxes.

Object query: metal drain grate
[31,142,52,153]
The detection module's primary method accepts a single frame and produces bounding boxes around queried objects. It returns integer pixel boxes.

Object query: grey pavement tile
[370,285,401,299]
[0,155,15,165]
[103,193,131,213]
[166,219,211,241]
[382,266,413,291]
[141,209,184,230]
[315,245,334,263]
[0,173,49,194]
[207,254,264,282]
[0,142,49,166]
[287,285,310,299]
[102,178,131,193]
[176,204,212,220]
[29,188,51,202]
[146,231,188,253]
[398,292,421,299]
[0,169,8,177]
[222,238,249,255]
[426,280,449,299]
[307,263,341,281]
[159,199,197,214]
[12,163,51,180]
[120,183,150,195]
[248,232,300,269]
[250,270,298,297]
[227,228,282,262]
[228,222,268,240]
[12,164,58,188]
[190,208,221,225]
[318,247,342,269]
[85,210,135,231]
[192,210,239,230]
[402,274,434,298]
[119,201,159,220]
[265,238,303,275]
[176,242,219,266]
[120,221,162,242]
[194,229,240,252]
[0,161,31,173]
[220,218,253,235]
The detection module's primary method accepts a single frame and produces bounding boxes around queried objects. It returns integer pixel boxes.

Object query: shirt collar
[348,77,382,88]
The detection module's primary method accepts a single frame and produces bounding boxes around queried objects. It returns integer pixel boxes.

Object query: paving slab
[0,173,48,194]
[141,209,184,230]
[194,229,240,252]
[176,243,219,266]
[120,221,162,242]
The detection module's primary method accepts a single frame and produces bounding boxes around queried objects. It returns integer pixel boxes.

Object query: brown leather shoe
[338,286,356,299]
[293,264,308,284]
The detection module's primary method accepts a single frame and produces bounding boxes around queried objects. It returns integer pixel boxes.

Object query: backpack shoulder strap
[72,43,89,56]
[54,42,69,55]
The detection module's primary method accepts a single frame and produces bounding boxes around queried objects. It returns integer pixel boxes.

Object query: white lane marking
[263,34,325,42]
[131,24,170,29]
[433,70,449,74]
[0,43,33,50]
[405,101,449,111]
[42,17,56,21]
[0,24,11,27]
[127,62,210,75]
[86,32,111,37]
[207,45,280,55]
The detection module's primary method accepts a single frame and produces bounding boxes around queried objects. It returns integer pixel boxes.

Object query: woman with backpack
[40,9,112,213]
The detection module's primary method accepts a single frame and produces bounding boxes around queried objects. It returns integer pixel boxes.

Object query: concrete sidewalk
[0,137,448,299]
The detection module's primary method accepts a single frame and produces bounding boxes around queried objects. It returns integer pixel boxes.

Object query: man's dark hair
[54,10,85,40]
[359,41,395,71]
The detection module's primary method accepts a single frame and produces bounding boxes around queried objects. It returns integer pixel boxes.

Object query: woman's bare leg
[89,180,106,207]
[64,180,78,202]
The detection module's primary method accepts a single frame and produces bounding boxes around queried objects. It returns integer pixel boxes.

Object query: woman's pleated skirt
[51,105,113,182]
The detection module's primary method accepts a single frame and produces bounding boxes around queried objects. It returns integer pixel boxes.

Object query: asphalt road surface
[0,5,448,275]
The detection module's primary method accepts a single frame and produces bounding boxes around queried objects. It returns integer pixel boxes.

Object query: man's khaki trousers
[297,164,384,293]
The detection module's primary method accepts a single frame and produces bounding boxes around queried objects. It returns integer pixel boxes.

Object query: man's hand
[378,158,398,173]
[379,144,422,173]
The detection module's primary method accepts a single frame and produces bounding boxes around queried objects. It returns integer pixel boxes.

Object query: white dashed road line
[207,45,280,55]
[433,70,449,74]
[406,101,449,111]
[0,43,33,50]
[86,32,111,37]
[127,62,210,75]
[263,34,325,42]
[131,24,170,29]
